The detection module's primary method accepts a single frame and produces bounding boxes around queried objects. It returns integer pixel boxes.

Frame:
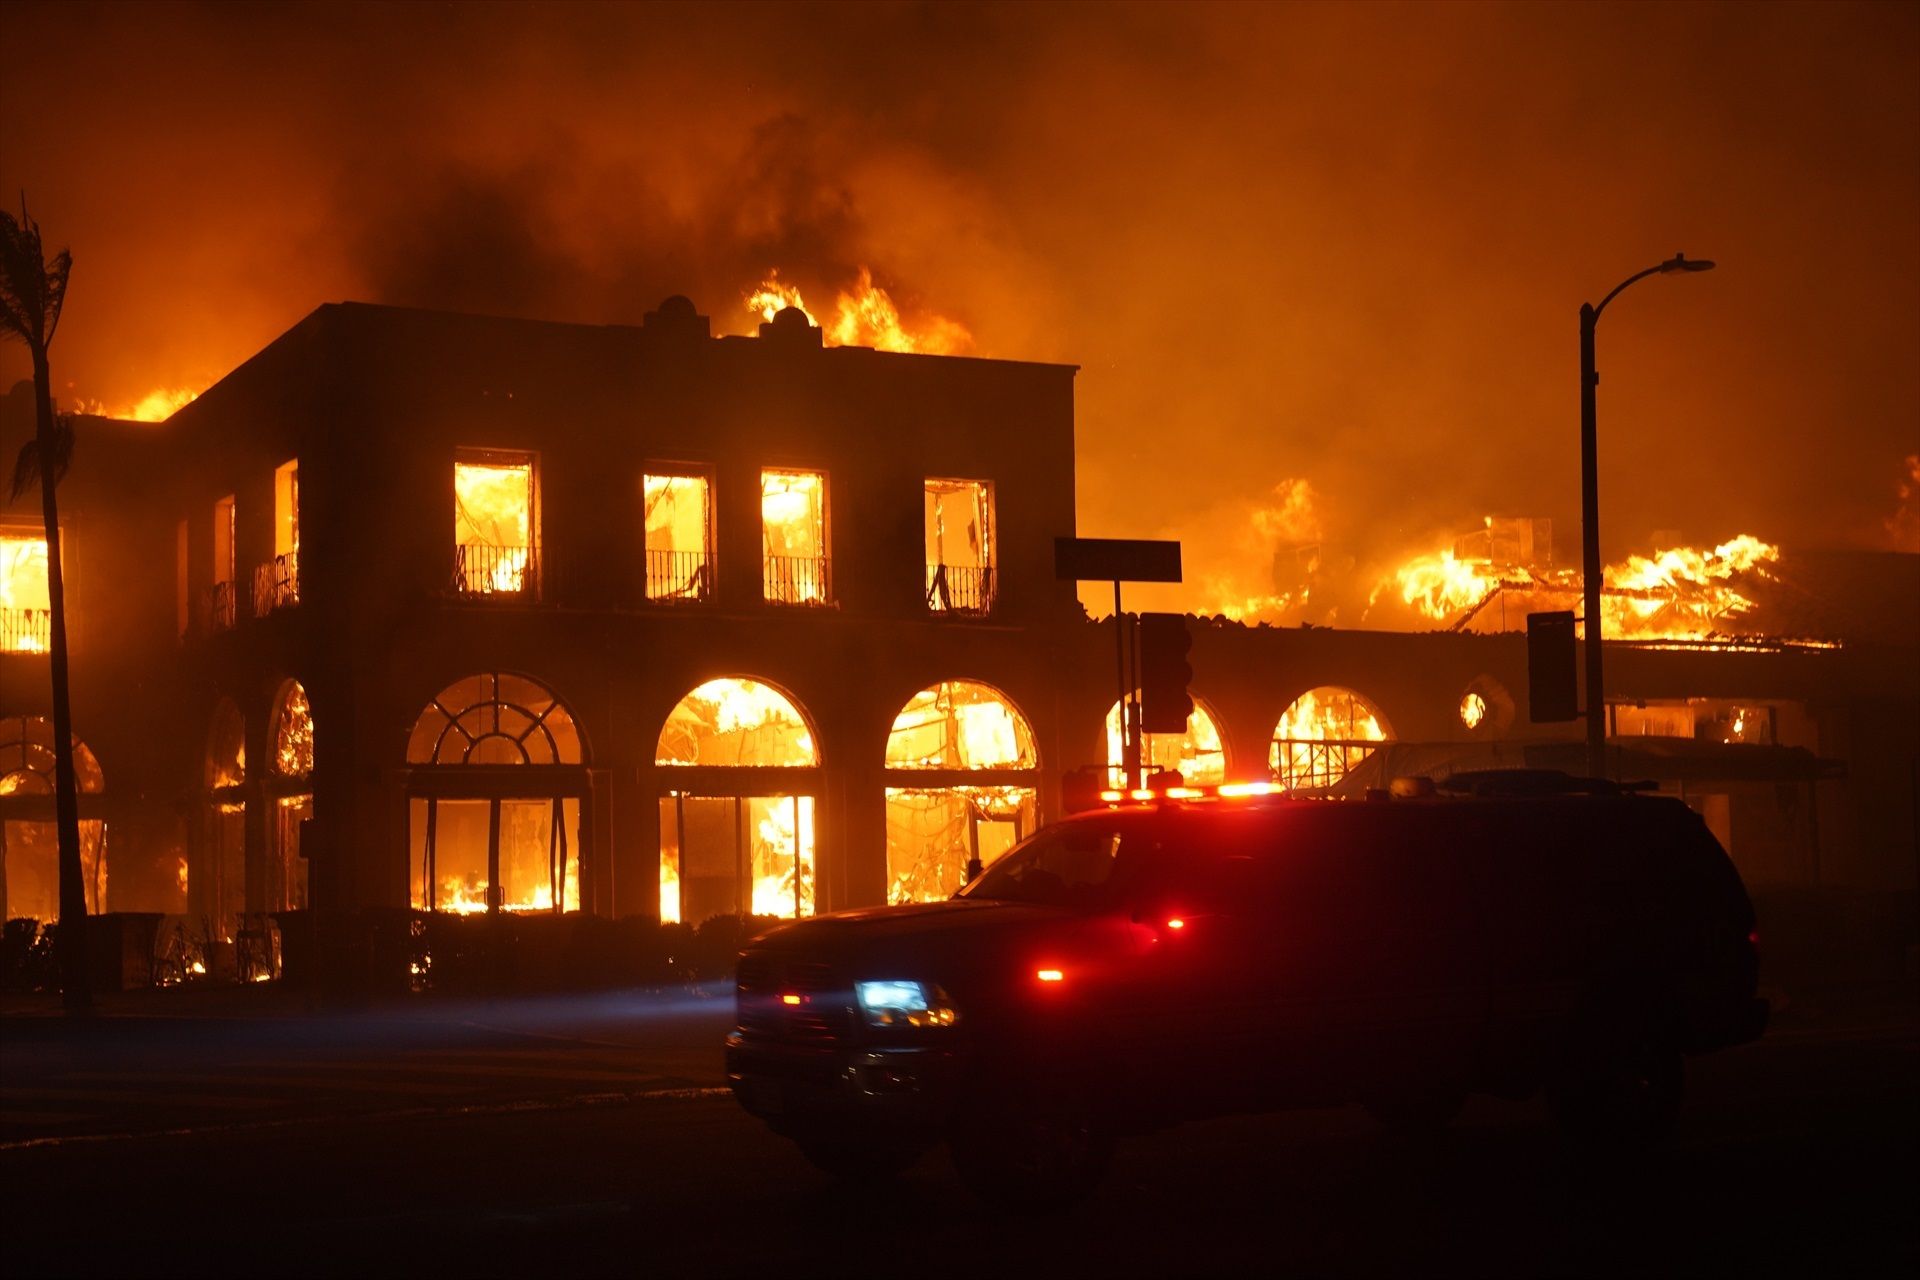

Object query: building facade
[2,300,1915,953]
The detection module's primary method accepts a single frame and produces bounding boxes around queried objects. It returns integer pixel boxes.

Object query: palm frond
[0,200,70,351]
[10,413,74,500]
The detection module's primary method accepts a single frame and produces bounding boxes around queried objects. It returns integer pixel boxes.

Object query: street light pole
[1579,252,1715,779]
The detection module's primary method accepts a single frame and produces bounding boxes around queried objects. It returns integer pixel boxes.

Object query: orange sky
[2,1,1914,617]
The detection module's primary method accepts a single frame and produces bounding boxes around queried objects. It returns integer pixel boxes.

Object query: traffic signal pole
[1113,580,1141,788]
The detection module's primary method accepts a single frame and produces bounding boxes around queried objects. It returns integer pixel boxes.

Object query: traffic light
[1528,609,1578,722]
[1138,612,1194,734]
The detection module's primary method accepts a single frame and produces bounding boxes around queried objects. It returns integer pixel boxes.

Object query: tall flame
[1374,523,1785,641]
[744,268,971,355]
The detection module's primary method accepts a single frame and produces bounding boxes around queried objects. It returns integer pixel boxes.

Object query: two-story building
[3,298,1915,970]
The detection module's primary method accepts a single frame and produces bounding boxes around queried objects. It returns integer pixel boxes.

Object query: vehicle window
[959,822,1126,910]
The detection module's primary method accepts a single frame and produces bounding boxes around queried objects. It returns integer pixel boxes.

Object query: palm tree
[2,200,88,1011]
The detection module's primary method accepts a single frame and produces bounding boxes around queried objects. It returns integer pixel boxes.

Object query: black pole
[1113,580,1127,787]
[1580,301,1606,779]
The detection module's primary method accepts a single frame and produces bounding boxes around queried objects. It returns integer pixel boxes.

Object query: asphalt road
[2,989,1914,1278]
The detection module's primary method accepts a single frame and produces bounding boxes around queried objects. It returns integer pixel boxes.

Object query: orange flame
[77,388,200,421]
[745,268,970,355]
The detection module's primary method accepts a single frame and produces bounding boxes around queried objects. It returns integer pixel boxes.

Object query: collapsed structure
[1,298,1914,975]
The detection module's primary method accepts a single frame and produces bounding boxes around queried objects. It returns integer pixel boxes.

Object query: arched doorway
[406,672,586,913]
[0,716,107,921]
[1269,687,1392,791]
[1105,696,1228,787]
[201,698,247,938]
[655,678,818,923]
[268,681,313,912]
[884,681,1039,903]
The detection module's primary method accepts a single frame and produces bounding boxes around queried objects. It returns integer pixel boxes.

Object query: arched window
[0,715,107,919]
[884,681,1040,904]
[408,672,581,766]
[271,681,314,779]
[655,678,819,924]
[407,673,585,915]
[1269,687,1391,791]
[1105,697,1227,787]
[266,681,315,914]
[655,678,815,768]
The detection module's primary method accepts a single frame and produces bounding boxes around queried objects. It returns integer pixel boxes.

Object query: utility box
[1528,610,1579,722]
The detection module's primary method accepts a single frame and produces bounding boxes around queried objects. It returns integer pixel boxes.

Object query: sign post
[1055,538,1183,788]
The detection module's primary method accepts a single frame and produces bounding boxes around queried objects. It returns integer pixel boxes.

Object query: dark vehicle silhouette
[725,781,1766,1208]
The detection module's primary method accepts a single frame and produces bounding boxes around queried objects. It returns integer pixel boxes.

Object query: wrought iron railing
[205,580,239,632]
[251,552,300,615]
[926,562,995,616]
[453,543,539,597]
[646,549,712,603]
[764,554,832,606]
[1270,739,1380,792]
[2,607,52,653]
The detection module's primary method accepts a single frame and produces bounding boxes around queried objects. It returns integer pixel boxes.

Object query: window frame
[641,463,717,605]
[452,447,542,601]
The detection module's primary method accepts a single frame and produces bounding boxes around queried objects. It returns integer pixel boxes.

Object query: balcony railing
[454,543,539,598]
[205,580,239,632]
[764,554,832,606]
[646,549,712,603]
[251,551,300,615]
[2,607,52,653]
[926,562,995,616]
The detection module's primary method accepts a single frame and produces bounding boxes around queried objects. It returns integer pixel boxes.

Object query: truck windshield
[958,822,1127,910]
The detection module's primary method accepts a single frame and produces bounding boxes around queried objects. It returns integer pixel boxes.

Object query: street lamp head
[1661,253,1716,273]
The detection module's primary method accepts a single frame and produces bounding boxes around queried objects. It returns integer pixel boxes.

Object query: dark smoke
[2,0,1916,613]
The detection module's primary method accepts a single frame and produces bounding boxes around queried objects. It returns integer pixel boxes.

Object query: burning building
[0,299,1914,978]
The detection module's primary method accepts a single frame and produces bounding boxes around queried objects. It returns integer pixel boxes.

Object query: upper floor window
[213,494,236,585]
[274,460,299,558]
[209,494,238,630]
[761,469,830,606]
[644,470,712,603]
[255,459,300,614]
[924,478,995,616]
[453,451,538,597]
[1,533,51,653]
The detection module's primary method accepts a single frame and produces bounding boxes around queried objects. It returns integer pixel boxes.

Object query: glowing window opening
[886,681,1035,771]
[407,672,583,767]
[924,479,995,614]
[271,680,314,779]
[761,470,829,605]
[658,793,814,924]
[1,534,51,653]
[1105,696,1227,788]
[406,673,585,915]
[454,453,537,595]
[644,471,714,602]
[655,678,817,768]
[1269,686,1391,791]
[0,716,108,918]
[884,681,1039,904]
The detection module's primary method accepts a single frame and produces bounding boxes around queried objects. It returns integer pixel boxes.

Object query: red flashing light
[1747,929,1760,947]
[1095,781,1281,806]
[1165,918,1186,930]
[1035,968,1065,983]
[780,994,803,1006]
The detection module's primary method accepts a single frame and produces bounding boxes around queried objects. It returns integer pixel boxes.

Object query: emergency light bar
[1095,780,1282,804]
